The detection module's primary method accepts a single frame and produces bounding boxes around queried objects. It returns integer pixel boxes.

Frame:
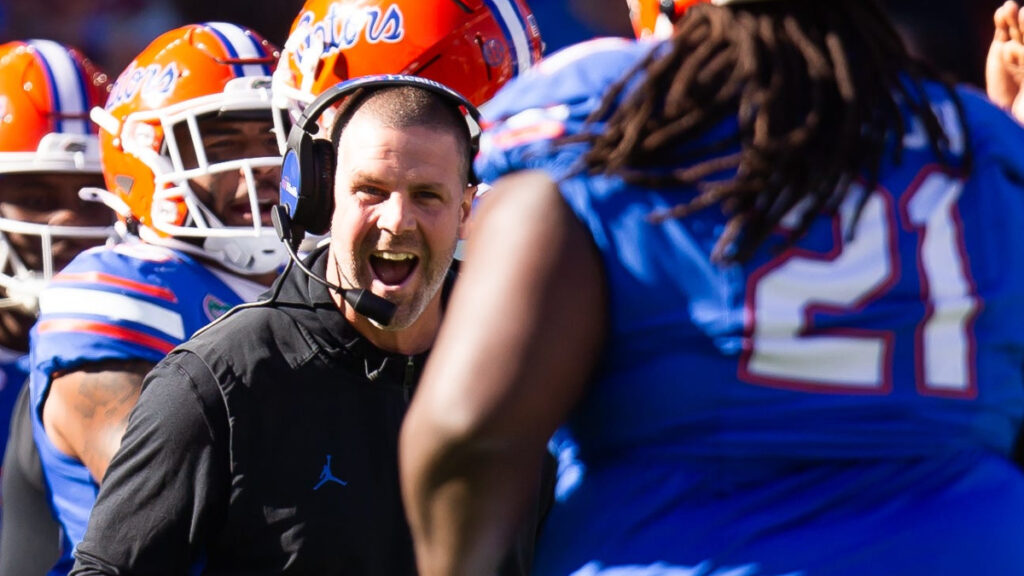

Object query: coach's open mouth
[370,251,419,287]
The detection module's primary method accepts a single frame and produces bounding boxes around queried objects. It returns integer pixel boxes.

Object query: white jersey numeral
[739,170,978,398]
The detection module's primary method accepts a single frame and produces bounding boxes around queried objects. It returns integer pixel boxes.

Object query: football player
[402,0,1024,574]
[27,22,284,575]
[0,39,114,576]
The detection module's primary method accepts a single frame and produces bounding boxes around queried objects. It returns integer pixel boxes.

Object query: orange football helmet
[0,39,114,311]
[627,0,709,39]
[91,22,288,276]
[272,0,543,151]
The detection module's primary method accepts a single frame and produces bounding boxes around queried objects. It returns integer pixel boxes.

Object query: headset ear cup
[285,128,335,236]
[302,139,336,236]
[281,125,312,229]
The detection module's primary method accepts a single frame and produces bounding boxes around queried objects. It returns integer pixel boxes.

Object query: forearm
[402,430,545,576]
[402,172,606,574]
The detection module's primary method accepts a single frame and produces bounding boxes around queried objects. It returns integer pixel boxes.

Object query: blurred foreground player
[402,0,1024,574]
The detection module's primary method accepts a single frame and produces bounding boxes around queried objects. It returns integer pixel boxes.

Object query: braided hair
[577,0,968,263]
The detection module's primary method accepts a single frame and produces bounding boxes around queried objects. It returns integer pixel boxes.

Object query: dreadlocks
[578,0,969,263]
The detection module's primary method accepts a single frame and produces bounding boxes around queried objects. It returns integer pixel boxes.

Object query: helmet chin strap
[185,197,287,276]
[132,224,286,277]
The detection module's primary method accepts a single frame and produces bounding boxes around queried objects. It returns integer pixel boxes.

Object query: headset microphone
[271,205,396,327]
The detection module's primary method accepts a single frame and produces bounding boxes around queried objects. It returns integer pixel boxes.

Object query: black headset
[277,73,482,239]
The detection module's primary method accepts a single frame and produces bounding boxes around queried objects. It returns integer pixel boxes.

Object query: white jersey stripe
[40,288,186,340]
[486,0,534,75]
[28,40,90,135]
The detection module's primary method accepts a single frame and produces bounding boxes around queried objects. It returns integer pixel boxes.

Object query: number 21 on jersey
[739,168,978,399]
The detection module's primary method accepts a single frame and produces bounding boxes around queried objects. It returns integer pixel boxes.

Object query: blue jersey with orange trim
[28,242,263,575]
[477,39,1024,575]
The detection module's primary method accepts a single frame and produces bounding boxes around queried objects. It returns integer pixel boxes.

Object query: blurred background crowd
[0,0,1004,87]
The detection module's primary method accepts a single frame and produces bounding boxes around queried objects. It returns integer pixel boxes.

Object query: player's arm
[400,170,608,576]
[71,351,230,575]
[41,359,154,483]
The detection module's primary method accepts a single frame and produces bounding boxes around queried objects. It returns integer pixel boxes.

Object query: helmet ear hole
[115,175,135,194]
[331,57,348,86]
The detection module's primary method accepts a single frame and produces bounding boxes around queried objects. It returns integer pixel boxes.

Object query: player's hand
[987,1,1024,119]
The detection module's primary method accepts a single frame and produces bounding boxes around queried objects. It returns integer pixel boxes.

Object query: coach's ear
[457,183,478,240]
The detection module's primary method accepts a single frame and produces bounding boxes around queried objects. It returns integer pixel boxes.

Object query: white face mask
[0,134,115,313]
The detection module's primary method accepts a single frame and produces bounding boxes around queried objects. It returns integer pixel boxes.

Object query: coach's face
[328,111,472,338]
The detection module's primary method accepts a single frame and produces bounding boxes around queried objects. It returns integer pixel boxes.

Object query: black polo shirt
[73,247,428,574]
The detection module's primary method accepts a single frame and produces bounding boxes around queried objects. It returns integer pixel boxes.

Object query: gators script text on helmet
[0,39,113,311]
[91,22,288,276]
[272,0,543,151]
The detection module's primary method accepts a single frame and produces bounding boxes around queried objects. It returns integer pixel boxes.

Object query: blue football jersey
[28,241,264,575]
[477,39,1024,575]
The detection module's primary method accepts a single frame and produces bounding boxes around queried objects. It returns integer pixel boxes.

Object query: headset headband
[294,73,482,146]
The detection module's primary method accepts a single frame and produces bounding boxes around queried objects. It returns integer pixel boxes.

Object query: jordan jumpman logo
[314,454,348,490]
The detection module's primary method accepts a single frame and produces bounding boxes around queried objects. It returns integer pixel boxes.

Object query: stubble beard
[337,237,456,331]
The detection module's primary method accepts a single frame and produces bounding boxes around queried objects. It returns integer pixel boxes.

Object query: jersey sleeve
[956,84,1024,180]
[30,244,193,380]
